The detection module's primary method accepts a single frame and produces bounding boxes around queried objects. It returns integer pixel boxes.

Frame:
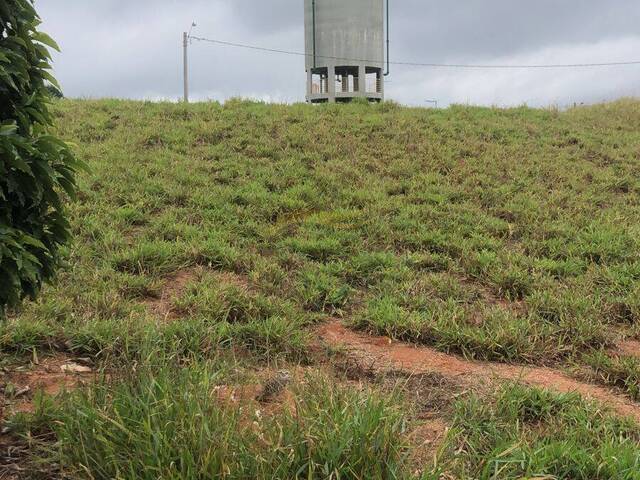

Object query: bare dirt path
[318,320,640,423]
[617,339,640,359]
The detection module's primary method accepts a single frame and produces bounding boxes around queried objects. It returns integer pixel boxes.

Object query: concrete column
[378,69,384,101]
[341,74,349,92]
[306,69,313,102]
[358,64,366,97]
[327,64,336,103]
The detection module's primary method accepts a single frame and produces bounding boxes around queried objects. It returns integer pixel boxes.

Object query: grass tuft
[22,362,407,480]
[434,383,640,479]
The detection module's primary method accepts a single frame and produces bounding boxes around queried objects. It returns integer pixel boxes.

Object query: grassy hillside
[2,98,640,478]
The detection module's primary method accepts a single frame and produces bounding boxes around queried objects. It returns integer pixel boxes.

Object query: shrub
[0,0,82,316]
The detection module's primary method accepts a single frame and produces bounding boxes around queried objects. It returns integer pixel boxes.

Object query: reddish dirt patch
[407,418,449,477]
[0,354,94,477]
[216,271,252,292]
[209,367,324,426]
[617,339,640,359]
[145,269,198,320]
[213,384,262,406]
[0,355,93,419]
[145,268,252,321]
[455,274,526,316]
[318,320,640,423]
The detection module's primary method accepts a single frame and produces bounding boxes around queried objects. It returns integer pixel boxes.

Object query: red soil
[617,339,640,359]
[318,320,640,422]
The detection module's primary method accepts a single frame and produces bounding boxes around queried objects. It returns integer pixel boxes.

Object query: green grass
[433,384,640,479]
[6,98,640,363]
[583,350,640,400]
[3,98,640,477]
[18,357,408,479]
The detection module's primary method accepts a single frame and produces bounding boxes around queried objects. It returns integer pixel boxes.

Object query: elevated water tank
[304,0,386,103]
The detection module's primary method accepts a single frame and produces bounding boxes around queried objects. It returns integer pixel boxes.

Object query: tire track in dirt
[318,320,640,423]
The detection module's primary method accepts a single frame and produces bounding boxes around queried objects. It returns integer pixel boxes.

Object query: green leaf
[57,175,77,200]
[26,106,49,125]
[0,123,17,136]
[5,152,33,176]
[19,234,47,250]
[31,31,60,51]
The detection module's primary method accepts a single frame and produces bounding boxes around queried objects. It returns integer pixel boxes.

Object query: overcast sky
[37,0,640,107]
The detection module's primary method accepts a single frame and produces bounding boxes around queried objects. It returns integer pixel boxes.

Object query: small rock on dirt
[60,363,92,374]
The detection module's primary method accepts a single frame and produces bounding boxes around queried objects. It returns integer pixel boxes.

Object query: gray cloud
[37,0,640,106]
[394,1,640,61]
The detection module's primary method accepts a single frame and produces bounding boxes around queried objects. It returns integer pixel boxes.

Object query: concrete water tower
[304,0,387,103]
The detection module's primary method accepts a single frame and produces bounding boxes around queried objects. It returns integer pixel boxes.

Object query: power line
[189,35,640,70]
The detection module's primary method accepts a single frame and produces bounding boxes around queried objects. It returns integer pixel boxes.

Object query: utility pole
[183,31,189,103]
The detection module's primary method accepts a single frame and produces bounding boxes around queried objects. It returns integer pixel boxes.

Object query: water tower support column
[327,64,336,103]
[358,64,366,98]
[306,70,313,102]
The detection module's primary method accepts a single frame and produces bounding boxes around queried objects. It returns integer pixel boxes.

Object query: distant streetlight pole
[183,22,196,103]
[425,99,438,108]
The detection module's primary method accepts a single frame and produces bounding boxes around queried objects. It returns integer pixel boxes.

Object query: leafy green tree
[45,83,64,99]
[1,1,82,317]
